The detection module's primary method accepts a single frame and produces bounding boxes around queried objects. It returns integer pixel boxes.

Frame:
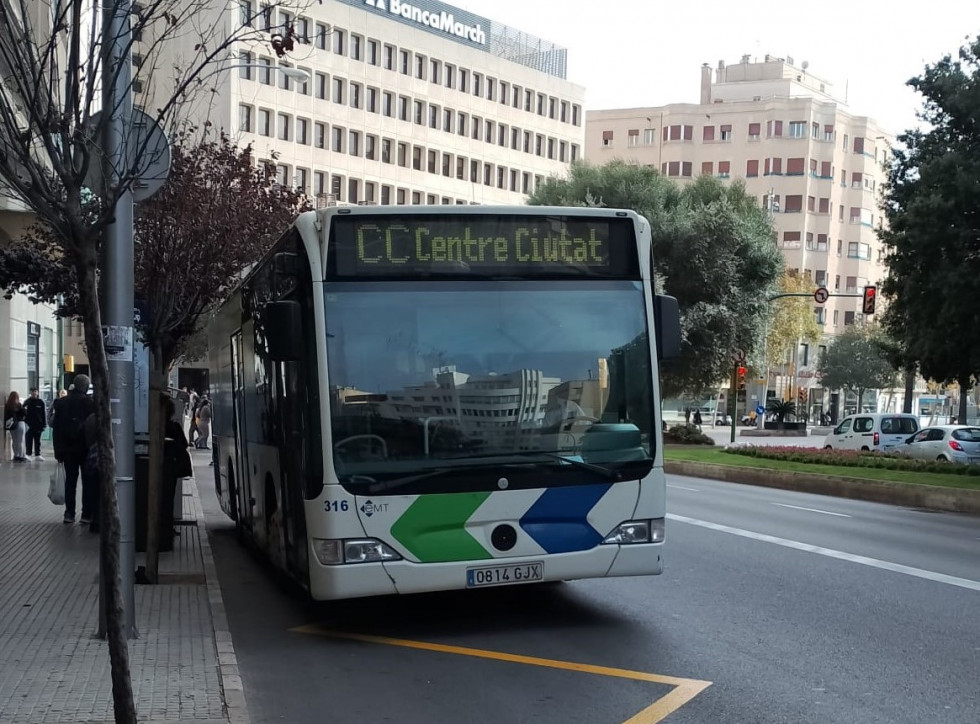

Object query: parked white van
[823,413,920,452]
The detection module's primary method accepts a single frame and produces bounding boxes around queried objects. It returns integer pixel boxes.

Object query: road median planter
[664,460,980,515]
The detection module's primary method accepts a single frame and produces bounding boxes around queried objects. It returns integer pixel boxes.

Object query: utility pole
[100,0,137,638]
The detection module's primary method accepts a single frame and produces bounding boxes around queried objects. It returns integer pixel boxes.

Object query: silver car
[894,425,980,464]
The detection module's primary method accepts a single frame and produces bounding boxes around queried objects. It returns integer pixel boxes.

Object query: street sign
[755,405,766,417]
[813,286,829,304]
[731,349,746,364]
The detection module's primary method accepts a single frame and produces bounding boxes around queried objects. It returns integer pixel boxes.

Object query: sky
[450,0,980,136]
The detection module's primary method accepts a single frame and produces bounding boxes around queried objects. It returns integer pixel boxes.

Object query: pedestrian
[23,388,46,460]
[684,407,691,425]
[4,391,28,462]
[195,395,212,449]
[51,374,96,524]
[187,388,200,446]
[47,388,68,427]
[692,408,702,431]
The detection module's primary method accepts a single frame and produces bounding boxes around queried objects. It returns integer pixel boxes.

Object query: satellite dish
[801,60,809,70]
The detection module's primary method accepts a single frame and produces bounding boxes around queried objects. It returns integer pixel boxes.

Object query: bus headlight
[312,537,402,565]
[602,518,665,545]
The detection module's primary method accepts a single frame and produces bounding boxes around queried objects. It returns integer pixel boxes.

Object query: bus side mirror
[653,294,681,360]
[264,300,302,361]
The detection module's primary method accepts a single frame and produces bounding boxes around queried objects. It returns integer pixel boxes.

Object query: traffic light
[737,365,747,391]
[862,285,877,315]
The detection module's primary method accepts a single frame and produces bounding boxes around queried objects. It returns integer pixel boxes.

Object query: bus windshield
[324,280,654,491]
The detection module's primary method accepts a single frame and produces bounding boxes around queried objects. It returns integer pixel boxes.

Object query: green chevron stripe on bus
[390,493,493,562]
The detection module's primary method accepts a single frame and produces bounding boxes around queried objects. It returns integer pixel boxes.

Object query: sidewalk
[0,449,246,723]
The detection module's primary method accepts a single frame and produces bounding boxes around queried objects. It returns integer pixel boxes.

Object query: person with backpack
[51,374,96,524]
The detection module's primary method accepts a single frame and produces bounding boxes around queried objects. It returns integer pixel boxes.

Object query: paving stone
[0,455,240,723]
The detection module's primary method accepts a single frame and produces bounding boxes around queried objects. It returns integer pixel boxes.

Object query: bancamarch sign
[363,0,487,46]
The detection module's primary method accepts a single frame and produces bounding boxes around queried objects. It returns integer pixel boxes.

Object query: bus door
[230,329,253,533]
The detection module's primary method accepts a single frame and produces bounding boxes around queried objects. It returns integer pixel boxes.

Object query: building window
[332,77,344,104]
[315,72,327,100]
[844,311,856,326]
[384,44,395,70]
[443,109,452,132]
[430,58,440,84]
[786,157,805,175]
[365,134,376,160]
[258,57,272,85]
[331,126,344,152]
[315,122,325,149]
[746,159,759,177]
[399,49,410,74]
[397,142,407,167]
[602,130,613,147]
[767,120,783,137]
[315,23,328,49]
[853,137,865,154]
[348,130,360,156]
[398,96,409,121]
[277,113,290,141]
[239,51,253,79]
[412,146,422,170]
[720,124,732,141]
[784,195,803,213]
[332,29,345,55]
[414,100,424,125]
[350,33,362,60]
[367,38,378,65]
[296,117,308,144]
[701,161,713,176]
[819,197,830,214]
[627,129,639,147]
[703,125,715,142]
[428,104,438,129]
[445,63,455,88]
[718,160,730,177]
[349,82,361,109]
[382,91,393,117]
[239,104,253,132]
[781,231,802,249]
[294,167,308,193]
[415,53,426,80]
[366,87,378,113]
[748,122,761,140]
[788,121,807,138]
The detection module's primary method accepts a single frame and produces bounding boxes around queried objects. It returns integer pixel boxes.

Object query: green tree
[529,161,782,398]
[766,271,821,370]
[817,326,897,412]
[880,35,980,424]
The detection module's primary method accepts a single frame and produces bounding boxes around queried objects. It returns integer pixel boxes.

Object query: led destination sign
[329,215,639,278]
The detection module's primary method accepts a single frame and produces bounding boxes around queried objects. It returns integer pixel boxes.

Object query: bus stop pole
[98,0,137,639]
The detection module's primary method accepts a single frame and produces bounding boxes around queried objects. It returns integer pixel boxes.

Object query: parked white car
[893,425,980,463]
[822,413,920,452]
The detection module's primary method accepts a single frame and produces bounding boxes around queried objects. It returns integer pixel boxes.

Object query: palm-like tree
[766,399,797,423]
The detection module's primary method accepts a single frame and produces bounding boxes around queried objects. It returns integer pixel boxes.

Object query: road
[199,473,980,723]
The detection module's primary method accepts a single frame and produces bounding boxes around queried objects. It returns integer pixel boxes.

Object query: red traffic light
[862,285,877,315]
[737,366,747,377]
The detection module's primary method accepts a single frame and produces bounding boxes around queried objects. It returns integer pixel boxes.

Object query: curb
[664,460,980,515]
[188,468,251,724]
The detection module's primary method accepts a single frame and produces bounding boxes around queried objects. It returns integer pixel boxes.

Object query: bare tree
[0,0,305,719]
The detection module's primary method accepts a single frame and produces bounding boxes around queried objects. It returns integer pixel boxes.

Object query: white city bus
[209,206,679,600]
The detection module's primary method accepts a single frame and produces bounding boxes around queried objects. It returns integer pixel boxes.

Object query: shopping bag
[48,463,66,506]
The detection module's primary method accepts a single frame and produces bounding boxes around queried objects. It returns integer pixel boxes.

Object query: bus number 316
[325,500,350,512]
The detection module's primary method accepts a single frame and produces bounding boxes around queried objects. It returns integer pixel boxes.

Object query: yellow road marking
[290,626,711,722]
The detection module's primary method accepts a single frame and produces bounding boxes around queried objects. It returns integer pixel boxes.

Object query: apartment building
[585,55,894,419]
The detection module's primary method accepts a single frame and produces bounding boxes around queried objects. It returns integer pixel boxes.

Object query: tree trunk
[958,375,970,424]
[145,345,169,583]
[75,246,137,722]
[857,388,864,413]
[903,367,915,414]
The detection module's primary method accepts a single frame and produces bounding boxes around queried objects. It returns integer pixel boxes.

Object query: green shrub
[664,424,715,445]
[721,445,975,475]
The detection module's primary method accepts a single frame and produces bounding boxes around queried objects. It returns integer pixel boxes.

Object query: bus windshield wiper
[345,463,522,495]
[444,450,622,481]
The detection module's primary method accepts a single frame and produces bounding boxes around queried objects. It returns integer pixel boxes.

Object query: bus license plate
[466,562,543,588]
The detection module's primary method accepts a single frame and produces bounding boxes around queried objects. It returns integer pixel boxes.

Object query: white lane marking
[667,484,701,492]
[771,502,851,518]
[667,513,980,593]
